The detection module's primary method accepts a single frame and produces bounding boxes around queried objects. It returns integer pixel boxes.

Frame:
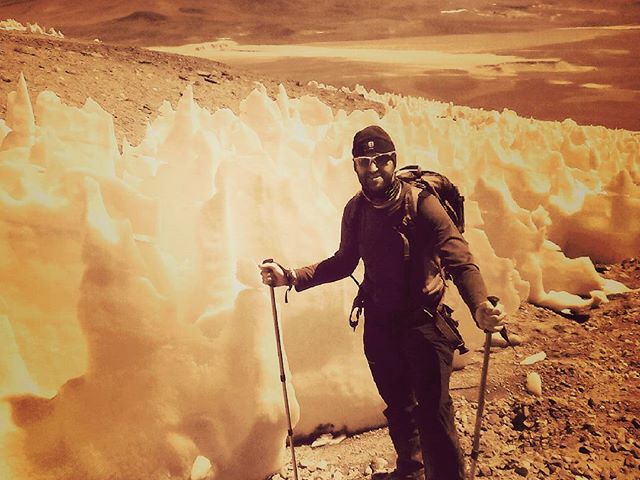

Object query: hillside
[3,3,640,131]
[2,1,639,46]
[0,30,384,145]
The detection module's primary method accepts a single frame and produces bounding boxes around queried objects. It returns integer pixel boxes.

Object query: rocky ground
[1,29,638,480]
[0,30,384,146]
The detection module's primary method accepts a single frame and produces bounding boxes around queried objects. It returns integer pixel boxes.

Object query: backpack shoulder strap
[402,183,431,227]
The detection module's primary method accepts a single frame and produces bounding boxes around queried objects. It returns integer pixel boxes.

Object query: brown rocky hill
[0,30,384,145]
[2,0,640,45]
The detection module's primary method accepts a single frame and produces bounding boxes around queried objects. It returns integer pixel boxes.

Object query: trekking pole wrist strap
[275,263,296,303]
[284,268,297,287]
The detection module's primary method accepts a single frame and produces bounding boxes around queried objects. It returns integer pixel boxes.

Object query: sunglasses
[353,151,396,169]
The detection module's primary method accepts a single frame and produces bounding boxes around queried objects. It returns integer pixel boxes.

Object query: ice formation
[0,19,64,38]
[0,74,636,479]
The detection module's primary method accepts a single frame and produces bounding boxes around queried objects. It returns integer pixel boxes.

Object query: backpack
[395,165,465,234]
[348,165,465,330]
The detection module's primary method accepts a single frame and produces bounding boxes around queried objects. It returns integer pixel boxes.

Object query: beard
[358,172,403,211]
[358,170,394,198]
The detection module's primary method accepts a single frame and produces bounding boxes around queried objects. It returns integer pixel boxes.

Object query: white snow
[0,19,64,38]
[0,73,636,479]
[190,455,214,480]
[526,371,543,396]
[441,9,469,14]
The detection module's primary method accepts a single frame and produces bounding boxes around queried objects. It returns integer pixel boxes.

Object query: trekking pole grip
[487,295,513,348]
[263,258,275,286]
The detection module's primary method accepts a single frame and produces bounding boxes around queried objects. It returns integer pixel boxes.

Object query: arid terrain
[0,31,384,146]
[0,27,639,480]
[2,0,640,130]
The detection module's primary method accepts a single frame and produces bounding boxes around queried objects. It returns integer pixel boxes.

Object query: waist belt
[405,303,445,327]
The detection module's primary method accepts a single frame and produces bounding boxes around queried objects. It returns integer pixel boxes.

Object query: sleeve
[418,193,488,313]
[293,196,361,292]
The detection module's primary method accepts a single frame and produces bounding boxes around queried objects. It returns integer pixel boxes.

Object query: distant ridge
[1,0,639,46]
[115,11,168,23]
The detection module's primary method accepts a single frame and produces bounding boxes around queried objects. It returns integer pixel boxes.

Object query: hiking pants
[363,317,465,480]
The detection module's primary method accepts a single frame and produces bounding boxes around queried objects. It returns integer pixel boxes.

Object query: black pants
[364,317,465,480]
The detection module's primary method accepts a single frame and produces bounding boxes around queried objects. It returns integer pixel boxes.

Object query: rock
[299,458,315,470]
[501,444,518,454]
[478,465,492,477]
[579,445,592,454]
[624,456,639,468]
[329,434,347,445]
[81,50,103,58]
[526,372,542,396]
[620,442,634,452]
[312,433,334,448]
[511,405,529,431]
[371,457,388,472]
[514,466,528,476]
[14,45,36,55]
[190,455,213,480]
[520,351,546,365]
[491,332,523,347]
[347,467,360,479]
[316,460,328,470]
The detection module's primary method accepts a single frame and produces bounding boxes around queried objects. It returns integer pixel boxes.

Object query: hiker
[260,125,506,480]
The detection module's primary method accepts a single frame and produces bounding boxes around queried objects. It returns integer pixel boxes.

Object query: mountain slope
[1,0,640,45]
[0,30,384,144]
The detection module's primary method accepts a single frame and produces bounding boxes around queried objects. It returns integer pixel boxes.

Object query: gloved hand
[259,260,295,288]
[474,299,507,333]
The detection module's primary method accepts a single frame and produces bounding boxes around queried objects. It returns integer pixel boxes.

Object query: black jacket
[294,183,487,321]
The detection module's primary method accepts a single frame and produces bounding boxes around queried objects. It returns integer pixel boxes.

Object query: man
[260,125,505,480]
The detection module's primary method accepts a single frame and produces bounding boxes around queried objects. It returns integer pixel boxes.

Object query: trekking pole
[469,295,500,480]
[264,259,299,480]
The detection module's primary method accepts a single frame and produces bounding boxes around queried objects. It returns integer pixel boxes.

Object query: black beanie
[352,125,395,157]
